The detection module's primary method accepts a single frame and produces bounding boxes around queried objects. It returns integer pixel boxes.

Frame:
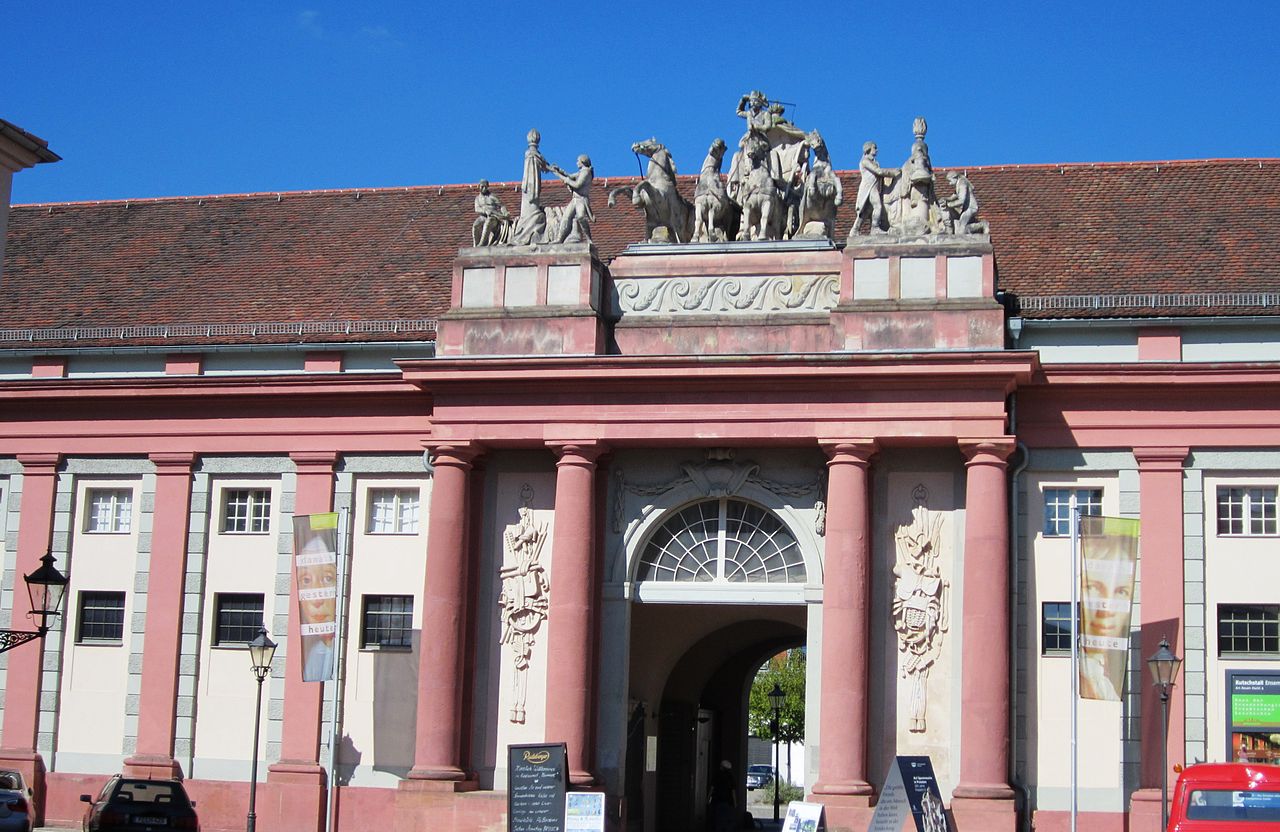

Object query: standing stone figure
[943,170,989,235]
[498,506,549,724]
[796,129,843,239]
[510,129,549,245]
[892,494,949,733]
[472,179,512,247]
[853,142,897,234]
[548,155,594,244]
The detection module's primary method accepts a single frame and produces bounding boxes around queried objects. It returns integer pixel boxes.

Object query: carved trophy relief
[891,484,950,733]
[498,491,549,724]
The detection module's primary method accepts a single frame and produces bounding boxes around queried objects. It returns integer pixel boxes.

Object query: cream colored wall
[1201,473,1280,763]
[55,477,139,768]
[339,476,430,787]
[192,478,280,770]
[1025,475,1128,811]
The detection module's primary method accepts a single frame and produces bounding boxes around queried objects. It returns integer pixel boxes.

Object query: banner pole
[1070,505,1080,832]
[325,507,350,832]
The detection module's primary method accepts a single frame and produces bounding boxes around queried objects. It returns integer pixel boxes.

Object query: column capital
[289,451,340,473]
[423,442,482,470]
[819,439,878,465]
[148,452,197,474]
[1133,446,1189,471]
[548,440,608,465]
[16,453,60,475]
[958,437,1016,464]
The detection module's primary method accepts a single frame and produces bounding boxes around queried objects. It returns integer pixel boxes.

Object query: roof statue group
[471,92,988,249]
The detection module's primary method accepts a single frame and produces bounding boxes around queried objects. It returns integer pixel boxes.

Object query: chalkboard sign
[509,743,567,832]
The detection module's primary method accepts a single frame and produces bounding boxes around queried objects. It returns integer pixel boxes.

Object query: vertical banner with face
[293,512,339,682]
[1078,515,1141,701]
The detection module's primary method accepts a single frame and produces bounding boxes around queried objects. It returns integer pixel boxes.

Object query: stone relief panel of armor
[610,449,825,535]
[892,483,950,733]
[498,487,549,724]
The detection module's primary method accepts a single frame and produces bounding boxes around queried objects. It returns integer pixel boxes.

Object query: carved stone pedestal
[950,793,1017,832]
[439,243,605,357]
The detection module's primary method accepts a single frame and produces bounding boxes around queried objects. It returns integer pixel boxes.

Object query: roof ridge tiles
[12,158,1276,209]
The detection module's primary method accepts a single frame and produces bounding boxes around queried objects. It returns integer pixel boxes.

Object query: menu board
[1226,671,1280,764]
[508,743,567,832]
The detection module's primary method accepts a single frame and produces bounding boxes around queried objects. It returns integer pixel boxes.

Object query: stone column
[812,441,877,802]
[0,454,61,819]
[952,439,1016,832]
[407,444,479,784]
[125,453,197,779]
[545,441,606,786]
[1129,448,1189,832]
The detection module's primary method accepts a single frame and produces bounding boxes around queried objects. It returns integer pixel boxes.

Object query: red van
[1167,763,1280,830]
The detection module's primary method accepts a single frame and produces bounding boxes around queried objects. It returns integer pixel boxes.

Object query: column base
[263,764,327,832]
[810,779,875,797]
[806,791,875,832]
[950,793,1017,832]
[399,777,480,794]
[1128,788,1166,832]
[406,764,472,784]
[123,754,184,779]
[267,760,327,784]
[569,769,597,787]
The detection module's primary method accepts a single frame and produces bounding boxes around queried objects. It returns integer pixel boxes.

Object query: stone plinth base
[264,762,326,832]
[1128,787,1166,832]
[394,781,504,832]
[807,791,875,832]
[122,754,183,780]
[399,776,480,793]
[950,794,1017,832]
[1030,809,1127,832]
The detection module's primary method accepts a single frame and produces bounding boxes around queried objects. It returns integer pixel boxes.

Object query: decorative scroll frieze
[892,484,950,733]
[611,449,825,534]
[498,490,548,724]
[613,273,838,316]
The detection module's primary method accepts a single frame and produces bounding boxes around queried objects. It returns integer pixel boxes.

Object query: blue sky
[4,1,1278,204]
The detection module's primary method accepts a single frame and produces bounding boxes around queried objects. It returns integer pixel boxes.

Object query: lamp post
[246,626,277,832]
[1146,636,1182,831]
[768,682,786,824]
[0,552,69,653]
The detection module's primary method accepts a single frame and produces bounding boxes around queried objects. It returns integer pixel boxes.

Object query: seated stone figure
[472,179,512,247]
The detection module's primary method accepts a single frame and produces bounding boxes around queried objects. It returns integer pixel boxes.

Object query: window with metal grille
[1216,487,1278,536]
[1043,488,1103,537]
[77,591,126,642]
[214,593,265,645]
[1041,601,1076,656]
[361,595,413,648]
[86,488,133,534]
[636,498,806,584]
[367,488,421,534]
[1218,604,1280,656]
[222,489,272,534]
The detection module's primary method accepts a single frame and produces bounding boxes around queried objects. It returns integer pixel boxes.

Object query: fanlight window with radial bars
[636,498,806,585]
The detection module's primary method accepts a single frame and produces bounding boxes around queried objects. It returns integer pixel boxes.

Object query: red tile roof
[4,158,1278,349]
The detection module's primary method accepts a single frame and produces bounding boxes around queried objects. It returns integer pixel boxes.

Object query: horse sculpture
[693,138,736,242]
[607,138,693,243]
[795,130,843,239]
[736,140,782,241]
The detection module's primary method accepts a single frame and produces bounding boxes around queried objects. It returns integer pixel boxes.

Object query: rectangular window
[1218,604,1280,656]
[214,593,265,645]
[86,488,133,534]
[1042,601,1076,655]
[222,489,272,534]
[1216,486,1278,536]
[367,488,421,535]
[361,594,414,649]
[77,591,126,642]
[1043,487,1103,537]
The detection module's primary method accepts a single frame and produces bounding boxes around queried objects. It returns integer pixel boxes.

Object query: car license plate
[133,816,168,826]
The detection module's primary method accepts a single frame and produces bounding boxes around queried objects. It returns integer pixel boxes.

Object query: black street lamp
[0,552,69,653]
[246,626,277,832]
[1146,636,1182,831]
[767,682,786,824]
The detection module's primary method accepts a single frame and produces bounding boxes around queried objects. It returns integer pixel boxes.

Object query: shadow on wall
[336,630,420,782]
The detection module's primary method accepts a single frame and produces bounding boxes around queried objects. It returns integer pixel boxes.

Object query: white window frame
[85,488,134,534]
[1042,487,1103,537]
[366,488,421,535]
[221,488,272,535]
[1216,486,1278,537]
